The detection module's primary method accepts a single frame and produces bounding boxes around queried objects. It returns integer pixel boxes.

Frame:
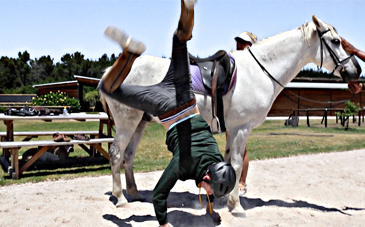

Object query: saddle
[189,50,235,133]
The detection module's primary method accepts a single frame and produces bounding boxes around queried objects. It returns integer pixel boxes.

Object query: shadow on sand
[103,189,365,226]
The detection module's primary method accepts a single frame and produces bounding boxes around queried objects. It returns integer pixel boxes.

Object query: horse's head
[311,15,361,82]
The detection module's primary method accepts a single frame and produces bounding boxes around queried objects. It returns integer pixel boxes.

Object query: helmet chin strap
[207,192,213,214]
[198,182,213,214]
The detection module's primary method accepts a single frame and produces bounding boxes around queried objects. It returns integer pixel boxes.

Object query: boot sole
[104,26,146,55]
[184,0,197,10]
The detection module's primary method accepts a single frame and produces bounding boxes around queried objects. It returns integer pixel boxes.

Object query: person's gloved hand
[206,205,221,224]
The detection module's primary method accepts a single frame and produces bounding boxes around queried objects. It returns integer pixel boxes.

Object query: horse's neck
[249,28,312,93]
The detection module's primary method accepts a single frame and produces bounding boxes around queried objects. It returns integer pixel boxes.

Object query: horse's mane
[254,19,337,46]
[244,31,258,43]
[254,26,305,46]
[299,20,337,41]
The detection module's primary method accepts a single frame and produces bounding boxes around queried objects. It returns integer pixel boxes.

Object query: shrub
[336,101,361,118]
[32,91,81,111]
[336,101,361,130]
[84,90,99,107]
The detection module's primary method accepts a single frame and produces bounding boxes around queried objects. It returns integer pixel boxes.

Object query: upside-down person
[98,0,236,226]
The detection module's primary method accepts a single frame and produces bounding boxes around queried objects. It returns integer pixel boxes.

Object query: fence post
[325,109,328,127]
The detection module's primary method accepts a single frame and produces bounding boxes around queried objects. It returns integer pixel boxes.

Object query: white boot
[104,26,146,55]
[184,0,197,10]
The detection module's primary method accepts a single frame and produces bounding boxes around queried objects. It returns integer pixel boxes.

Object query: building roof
[286,82,349,89]
[74,75,100,87]
[33,80,78,88]
[32,75,101,90]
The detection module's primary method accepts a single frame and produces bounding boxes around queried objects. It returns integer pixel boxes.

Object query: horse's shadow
[103,214,155,227]
[104,190,365,226]
[103,211,217,227]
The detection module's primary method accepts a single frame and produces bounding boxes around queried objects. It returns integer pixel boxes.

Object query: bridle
[248,28,355,107]
[317,28,353,75]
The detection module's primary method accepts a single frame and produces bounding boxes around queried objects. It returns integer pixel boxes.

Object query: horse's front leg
[225,128,247,215]
[123,119,148,202]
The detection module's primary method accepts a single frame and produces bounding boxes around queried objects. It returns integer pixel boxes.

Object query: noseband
[317,29,353,75]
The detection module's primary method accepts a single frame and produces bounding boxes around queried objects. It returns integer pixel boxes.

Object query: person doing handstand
[98,1,236,226]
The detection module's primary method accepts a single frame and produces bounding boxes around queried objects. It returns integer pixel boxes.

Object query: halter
[317,29,354,75]
[248,27,356,108]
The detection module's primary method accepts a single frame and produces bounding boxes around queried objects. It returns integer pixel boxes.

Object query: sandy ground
[0,149,364,227]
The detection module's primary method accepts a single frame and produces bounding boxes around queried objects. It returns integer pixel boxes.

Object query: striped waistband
[159,98,196,123]
[167,113,197,131]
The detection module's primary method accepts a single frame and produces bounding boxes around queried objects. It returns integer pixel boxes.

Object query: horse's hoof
[132,194,145,202]
[113,194,129,208]
[115,200,129,208]
[228,205,246,217]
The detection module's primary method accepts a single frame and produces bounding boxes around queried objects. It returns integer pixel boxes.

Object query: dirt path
[1,149,364,227]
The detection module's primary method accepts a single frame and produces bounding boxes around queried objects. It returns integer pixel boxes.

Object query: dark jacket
[152,114,223,225]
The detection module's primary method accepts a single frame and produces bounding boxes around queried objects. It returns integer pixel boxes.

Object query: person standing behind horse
[234,31,257,196]
[98,0,236,226]
[235,31,257,51]
[341,37,365,94]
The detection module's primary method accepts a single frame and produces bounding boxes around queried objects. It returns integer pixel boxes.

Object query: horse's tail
[99,67,114,122]
[99,91,114,121]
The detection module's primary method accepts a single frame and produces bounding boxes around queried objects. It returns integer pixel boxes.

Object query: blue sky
[1,0,364,73]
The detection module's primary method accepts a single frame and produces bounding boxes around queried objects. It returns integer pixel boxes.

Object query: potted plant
[84,90,99,113]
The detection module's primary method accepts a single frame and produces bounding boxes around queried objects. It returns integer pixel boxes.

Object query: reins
[248,48,285,88]
[280,90,354,108]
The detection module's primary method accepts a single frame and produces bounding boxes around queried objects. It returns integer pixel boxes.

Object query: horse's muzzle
[340,55,362,82]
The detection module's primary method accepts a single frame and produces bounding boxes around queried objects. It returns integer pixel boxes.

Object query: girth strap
[211,61,223,133]
[189,51,232,133]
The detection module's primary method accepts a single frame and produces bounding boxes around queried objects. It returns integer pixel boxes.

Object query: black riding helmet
[206,162,236,199]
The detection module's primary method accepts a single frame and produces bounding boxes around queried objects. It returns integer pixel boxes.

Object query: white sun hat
[235,32,253,44]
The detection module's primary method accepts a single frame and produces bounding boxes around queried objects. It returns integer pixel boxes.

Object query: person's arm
[152,160,179,227]
[341,37,365,62]
[340,37,365,94]
[348,82,362,94]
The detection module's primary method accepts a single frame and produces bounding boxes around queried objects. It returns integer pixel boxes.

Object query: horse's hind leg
[108,110,144,207]
[109,141,128,207]
[123,119,148,202]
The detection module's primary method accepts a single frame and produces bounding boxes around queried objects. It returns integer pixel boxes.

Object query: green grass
[1,118,365,186]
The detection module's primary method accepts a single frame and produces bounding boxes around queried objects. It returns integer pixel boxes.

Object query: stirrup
[211,116,222,134]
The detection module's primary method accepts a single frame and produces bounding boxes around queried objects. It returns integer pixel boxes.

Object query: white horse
[99,15,361,214]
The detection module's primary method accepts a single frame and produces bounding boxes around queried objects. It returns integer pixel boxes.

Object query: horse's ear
[312,15,327,31]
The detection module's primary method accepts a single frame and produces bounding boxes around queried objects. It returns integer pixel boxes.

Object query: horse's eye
[332,39,340,45]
